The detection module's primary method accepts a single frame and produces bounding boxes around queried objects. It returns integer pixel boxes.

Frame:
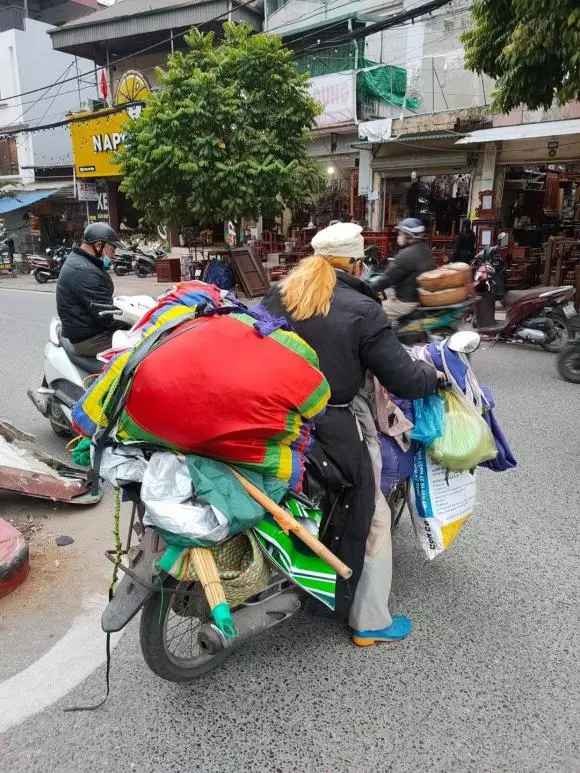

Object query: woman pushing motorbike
[263,222,441,646]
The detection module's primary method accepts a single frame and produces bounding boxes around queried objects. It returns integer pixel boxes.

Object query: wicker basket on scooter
[174,532,271,607]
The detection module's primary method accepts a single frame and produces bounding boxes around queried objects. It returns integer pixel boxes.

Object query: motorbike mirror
[447,330,481,354]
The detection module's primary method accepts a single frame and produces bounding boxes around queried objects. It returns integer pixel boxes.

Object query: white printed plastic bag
[410,446,476,560]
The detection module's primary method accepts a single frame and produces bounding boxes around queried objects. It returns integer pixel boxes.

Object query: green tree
[119,23,324,229]
[463,1,580,112]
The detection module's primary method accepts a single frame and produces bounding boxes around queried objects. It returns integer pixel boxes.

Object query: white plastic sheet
[141,452,229,544]
[100,446,148,486]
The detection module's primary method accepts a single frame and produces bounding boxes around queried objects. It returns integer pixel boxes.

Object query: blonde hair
[279,254,353,320]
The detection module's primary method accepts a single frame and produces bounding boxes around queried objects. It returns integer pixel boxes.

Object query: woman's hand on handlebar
[436,370,451,389]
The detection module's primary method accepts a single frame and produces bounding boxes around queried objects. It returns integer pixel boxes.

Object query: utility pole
[431,57,435,112]
[74,57,82,109]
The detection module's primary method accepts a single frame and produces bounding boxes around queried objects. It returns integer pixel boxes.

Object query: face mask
[102,256,111,270]
[397,233,406,247]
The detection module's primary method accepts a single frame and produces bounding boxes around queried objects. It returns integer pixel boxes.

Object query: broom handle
[230,468,352,580]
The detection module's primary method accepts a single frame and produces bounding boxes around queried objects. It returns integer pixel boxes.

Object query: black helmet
[83,222,122,247]
[395,217,426,239]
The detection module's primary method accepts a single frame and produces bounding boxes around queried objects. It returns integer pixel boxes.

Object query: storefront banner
[309,72,357,129]
[69,108,131,179]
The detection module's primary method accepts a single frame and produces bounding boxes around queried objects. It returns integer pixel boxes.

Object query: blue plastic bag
[410,394,445,445]
[379,435,414,494]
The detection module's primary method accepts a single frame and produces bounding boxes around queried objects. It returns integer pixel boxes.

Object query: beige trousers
[348,392,393,632]
[382,297,418,321]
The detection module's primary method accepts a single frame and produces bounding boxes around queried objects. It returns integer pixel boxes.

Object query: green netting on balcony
[358,59,421,110]
[295,49,421,110]
[294,43,363,77]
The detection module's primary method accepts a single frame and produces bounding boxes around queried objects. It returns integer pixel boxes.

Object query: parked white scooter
[28,295,156,437]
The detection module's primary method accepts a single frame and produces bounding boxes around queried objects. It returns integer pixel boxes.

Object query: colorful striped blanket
[72,281,329,490]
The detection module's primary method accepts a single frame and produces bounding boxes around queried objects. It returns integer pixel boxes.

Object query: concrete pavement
[0,280,578,772]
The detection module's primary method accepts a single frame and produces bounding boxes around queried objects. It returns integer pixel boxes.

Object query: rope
[64,489,122,713]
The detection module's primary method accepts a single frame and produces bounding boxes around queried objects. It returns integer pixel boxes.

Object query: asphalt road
[0,282,579,772]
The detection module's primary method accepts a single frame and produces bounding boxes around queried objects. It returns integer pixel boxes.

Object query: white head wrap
[311,222,364,259]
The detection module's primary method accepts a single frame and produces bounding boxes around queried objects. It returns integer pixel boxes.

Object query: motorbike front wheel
[33,269,49,284]
[542,316,569,353]
[136,266,152,278]
[557,343,580,383]
[48,399,72,438]
[113,264,128,276]
[139,576,228,682]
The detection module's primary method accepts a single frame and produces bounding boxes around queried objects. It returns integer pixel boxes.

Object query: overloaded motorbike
[30,243,68,284]
[367,265,474,344]
[472,245,574,352]
[97,330,480,683]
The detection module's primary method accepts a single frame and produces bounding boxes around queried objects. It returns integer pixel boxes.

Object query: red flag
[98,69,109,103]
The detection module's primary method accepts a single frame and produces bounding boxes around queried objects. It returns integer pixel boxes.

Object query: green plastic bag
[428,390,497,471]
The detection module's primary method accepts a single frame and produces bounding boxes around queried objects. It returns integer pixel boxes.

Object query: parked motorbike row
[111,243,167,277]
[30,243,68,283]
[26,240,167,283]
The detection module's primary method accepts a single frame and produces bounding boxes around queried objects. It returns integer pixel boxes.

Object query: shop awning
[456,119,580,145]
[0,189,59,215]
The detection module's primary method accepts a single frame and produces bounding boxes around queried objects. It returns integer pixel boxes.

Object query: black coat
[56,247,115,343]
[263,273,438,619]
[373,240,434,302]
[263,272,437,404]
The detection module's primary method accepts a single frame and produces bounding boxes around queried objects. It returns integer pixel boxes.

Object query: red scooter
[473,246,574,352]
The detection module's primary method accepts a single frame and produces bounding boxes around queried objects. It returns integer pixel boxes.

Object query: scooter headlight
[49,317,62,346]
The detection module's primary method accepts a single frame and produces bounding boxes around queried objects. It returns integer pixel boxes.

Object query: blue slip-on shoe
[352,615,412,647]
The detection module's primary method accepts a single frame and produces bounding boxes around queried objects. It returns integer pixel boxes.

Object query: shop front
[368,135,471,263]
[458,119,580,294]
[68,102,139,234]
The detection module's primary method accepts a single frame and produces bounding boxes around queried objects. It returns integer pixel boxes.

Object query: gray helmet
[83,222,122,247]
[395,217,426,239]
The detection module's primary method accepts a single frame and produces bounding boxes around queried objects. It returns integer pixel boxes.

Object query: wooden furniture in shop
[156,257,181,283]
[229,247,269,297]
[542,238,580,287]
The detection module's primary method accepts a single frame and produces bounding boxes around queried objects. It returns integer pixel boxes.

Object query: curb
[0,518,30,598]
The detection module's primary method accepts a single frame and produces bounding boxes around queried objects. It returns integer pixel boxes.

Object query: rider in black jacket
[370,217,434,319]
[56,223,123,356]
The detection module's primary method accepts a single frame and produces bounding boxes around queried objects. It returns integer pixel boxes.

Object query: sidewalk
[0,272,175,298]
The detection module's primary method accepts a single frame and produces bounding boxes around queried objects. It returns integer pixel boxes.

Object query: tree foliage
[463,1,580,112]
[119,23,324,227]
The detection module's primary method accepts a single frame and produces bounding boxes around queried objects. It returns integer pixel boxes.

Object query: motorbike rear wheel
[542,316,569,353]
[557,343,580,383]
[33,269,49,284]
[139,576,228,682]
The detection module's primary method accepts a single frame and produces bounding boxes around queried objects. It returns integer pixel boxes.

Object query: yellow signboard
[69,108,131,179]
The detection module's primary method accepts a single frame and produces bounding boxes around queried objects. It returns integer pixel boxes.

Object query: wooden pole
[230,468,353,580]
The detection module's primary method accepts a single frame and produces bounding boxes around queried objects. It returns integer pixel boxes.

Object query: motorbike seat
[59,335,103,375]
[503,286,555,307]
